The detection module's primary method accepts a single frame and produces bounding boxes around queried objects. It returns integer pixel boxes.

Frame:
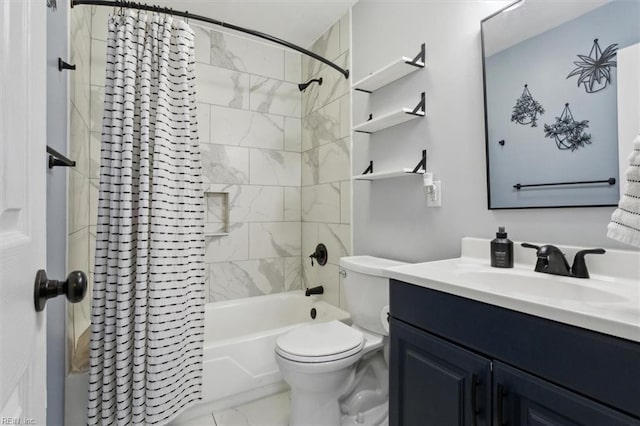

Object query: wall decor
[482,0,640,209]
[543,103,591,151]
[511,84,545,127]
[566,39,618,94]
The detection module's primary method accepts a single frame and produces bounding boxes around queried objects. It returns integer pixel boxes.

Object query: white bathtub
[174,291,350,422]
[66,291,349,425]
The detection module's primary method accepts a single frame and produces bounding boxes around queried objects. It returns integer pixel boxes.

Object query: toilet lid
[276,320,364,362]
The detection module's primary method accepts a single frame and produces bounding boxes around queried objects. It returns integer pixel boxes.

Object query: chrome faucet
[522,243,605,279]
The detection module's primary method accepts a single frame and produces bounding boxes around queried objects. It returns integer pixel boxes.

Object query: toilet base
[341,401,388,426]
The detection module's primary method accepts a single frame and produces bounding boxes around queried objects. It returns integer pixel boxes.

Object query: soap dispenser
[491,227,513,268]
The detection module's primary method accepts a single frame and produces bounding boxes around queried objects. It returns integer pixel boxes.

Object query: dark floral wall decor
[543,103,592,151]
[511,84,545,127]
[566,38,618,93]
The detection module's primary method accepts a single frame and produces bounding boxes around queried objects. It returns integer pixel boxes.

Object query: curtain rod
[71,0,350,80]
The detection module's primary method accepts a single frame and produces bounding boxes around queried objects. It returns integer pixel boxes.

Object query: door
[390,319,492,426]
[493,362,640,426]
[0,0,48,423]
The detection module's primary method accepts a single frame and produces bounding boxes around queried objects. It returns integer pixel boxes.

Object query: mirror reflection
[482,0,640,209]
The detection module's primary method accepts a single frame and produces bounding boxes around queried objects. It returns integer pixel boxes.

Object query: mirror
[481,0,640,209]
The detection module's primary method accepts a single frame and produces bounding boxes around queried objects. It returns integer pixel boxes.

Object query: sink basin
[383,238,640,343]
[387,258,632,304]
[454,269,629,304]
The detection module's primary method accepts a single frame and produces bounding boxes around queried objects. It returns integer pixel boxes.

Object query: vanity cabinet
[389,279,640,426]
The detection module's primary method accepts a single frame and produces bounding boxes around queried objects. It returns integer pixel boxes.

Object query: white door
[0,0,48,423]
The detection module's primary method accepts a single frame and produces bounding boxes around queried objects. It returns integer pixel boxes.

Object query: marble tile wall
[69,9,351,342]
[70,10,304,312]
[195,24,303,303]
[301,14,352,309]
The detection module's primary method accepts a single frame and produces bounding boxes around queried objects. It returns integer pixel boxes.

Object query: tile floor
[180,392,291,426]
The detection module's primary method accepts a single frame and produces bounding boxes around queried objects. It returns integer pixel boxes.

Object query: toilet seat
[276,320,365,363]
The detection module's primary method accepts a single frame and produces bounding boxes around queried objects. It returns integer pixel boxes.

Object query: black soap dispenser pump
[491,226,513,268]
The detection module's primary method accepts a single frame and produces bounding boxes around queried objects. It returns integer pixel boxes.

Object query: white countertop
[384,238,640,343]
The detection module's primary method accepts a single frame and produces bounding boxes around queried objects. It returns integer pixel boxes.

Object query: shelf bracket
[47,145,76,169]
[362,161,374,175]
[410,92,426,116]
[406,43,426,67]
[411,150,427,173]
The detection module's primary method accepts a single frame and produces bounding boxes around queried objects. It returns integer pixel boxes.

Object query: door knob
[34,269,87,312]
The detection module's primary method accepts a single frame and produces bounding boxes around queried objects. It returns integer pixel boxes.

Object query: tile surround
[195,22,304,302]
[249,149,301,187]
[210,106,284,150]
[319,137,350,184]
[196,63,251,109]
[70,9,353,316]
[302,98,341,151]
[209,258,285,302]
[201,144,250,185]
[249,222,302,259]
[300,16,352,300]
[249,76,301,117]
[302,183,341,223]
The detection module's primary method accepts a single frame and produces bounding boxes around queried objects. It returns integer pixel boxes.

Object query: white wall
[351,1,637,264]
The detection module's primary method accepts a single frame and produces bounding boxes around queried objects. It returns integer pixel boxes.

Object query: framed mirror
[481,0,640,209]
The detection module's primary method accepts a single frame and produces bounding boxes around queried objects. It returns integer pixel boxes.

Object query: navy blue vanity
[389,280,640,425]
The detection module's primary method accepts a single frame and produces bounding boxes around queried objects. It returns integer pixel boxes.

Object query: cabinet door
[390,319,492,426]
[493,362,640,426]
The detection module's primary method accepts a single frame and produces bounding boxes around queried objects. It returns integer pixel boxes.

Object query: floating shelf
[353,169,425,181]
[354,92,425,134]
[353,108,424,133]
[354,150,427,181]
[352,44,426,93]
[353,59,424,92]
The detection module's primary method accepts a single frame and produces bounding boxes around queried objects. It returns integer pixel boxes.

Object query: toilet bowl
[275,256,407,426]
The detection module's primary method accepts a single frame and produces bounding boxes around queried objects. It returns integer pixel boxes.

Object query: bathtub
[174,291,350,422]
[66,291,349,425]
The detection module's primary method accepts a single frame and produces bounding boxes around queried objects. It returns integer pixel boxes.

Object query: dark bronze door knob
[34,269,88,312]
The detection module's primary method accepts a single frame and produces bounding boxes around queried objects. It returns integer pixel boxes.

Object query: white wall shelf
[353,169,426,181]
[353,92,425,134]
[354,150,427,181]
[352,44,426,93]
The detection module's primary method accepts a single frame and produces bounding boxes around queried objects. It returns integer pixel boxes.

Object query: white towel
[607,134,640,247]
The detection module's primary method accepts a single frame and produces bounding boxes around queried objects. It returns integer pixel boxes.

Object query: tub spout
[305,286,324,296]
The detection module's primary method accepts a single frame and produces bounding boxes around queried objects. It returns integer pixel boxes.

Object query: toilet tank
[339,256,407,335]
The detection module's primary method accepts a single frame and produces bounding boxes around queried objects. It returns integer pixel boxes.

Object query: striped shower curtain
[87,10,206,425]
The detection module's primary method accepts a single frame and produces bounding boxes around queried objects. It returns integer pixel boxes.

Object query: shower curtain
[87,11,206,425]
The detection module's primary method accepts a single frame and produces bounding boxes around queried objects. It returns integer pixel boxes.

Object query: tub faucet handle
[308,243,328,266]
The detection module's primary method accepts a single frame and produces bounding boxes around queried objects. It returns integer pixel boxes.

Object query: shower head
[298,77,323,92]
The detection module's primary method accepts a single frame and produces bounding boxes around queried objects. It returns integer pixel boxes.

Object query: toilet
[275,256,407,426]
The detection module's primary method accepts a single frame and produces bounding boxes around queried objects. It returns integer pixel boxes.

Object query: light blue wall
[485,0,640,208]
